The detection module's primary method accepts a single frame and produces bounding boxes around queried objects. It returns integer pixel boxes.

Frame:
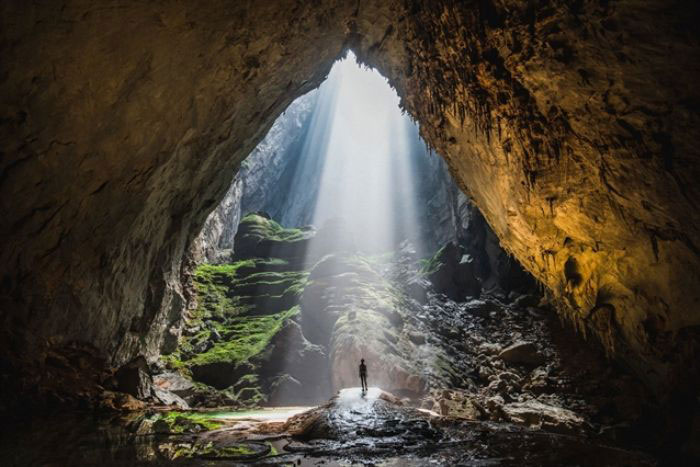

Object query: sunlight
[305,51,427,256]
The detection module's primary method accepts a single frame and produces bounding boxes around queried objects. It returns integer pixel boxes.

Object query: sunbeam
[304,51,429,257]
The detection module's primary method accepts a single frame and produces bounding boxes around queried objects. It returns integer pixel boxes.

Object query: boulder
[464,298,501,318]
[512,293,541,309]
[502,400,585,434]
[114,356,154,400]
[154,372,195,398]
[408,332,426,345]
[153,387,189,409]
[232,213,313,262]
[498,341,545,367]
[405,276,429,304]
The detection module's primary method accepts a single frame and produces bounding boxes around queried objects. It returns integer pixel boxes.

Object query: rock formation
[1,0,699,423]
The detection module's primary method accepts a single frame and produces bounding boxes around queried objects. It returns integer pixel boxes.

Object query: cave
[1,1,699,464]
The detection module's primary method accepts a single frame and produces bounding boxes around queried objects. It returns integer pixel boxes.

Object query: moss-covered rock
[150,411,226,434]
[232,213,313,263]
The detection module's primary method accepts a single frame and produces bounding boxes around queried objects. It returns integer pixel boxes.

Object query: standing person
[359,359,368,392]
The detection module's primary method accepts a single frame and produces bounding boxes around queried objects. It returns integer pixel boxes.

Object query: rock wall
[192,90,319,263]
[355,0,700,400]
[1,0,699,405]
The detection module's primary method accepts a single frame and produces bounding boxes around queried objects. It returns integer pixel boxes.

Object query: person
[359,358,368,392]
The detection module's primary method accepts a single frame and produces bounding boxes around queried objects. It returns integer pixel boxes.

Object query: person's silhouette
[359,358,368,392]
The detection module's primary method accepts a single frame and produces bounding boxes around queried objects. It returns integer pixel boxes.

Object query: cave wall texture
[1,0,699,402]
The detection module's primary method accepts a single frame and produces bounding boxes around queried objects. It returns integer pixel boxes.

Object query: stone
[153,387,189,409]
[465,299,501,318]
[405,277,429,304]
[209,329,222,343]
[512,294,541,309]
[99,390,148,412]
[502,400,585,435]
[408,332,426,345]
[478,342,503,355]
[498,342,545,367]
[154,372,195,398]
[261,321,329,397]
[190,361,251,390]
[114,356,154,400]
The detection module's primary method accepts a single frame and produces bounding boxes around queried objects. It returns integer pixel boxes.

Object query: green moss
[153,411,225,433]
[420,245,446,275]
[192,261,256,320]
[239,213,307,243]
[188,306,300,366]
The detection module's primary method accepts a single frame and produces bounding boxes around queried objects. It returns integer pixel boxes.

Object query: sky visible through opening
[288,51,430,256]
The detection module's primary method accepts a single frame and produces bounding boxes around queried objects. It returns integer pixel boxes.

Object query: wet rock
[499,341,545,367]
[114,356,154,400]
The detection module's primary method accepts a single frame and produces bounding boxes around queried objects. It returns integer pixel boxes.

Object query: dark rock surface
[1,0,700,454]
[498,341,546,367]
[113,356,154,401]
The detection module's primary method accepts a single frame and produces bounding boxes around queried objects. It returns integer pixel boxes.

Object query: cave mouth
[3,0,698,461]
[168,51,489,407]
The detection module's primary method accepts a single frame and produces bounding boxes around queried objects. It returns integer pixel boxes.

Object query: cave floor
[0,388,656,466]
[1,255,671,465]
[1,291,670,465]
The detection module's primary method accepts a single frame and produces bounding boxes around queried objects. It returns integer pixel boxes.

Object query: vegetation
[152,411,226,433]
[238,212,308,243]
[419,244,446,275]
[188,306,299,366]
[192,261,254,319]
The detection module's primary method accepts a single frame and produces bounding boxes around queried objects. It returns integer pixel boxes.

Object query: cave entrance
[162,52,533,409]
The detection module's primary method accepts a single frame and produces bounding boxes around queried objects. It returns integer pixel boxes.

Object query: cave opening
[2,1,699,464]
[174,51,492,407]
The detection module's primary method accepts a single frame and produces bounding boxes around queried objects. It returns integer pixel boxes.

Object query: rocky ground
[0,212,679,464]
[137,212,666,459]
[0,388,657,466]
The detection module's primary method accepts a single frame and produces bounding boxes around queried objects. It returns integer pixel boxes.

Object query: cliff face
[1,0,699,404]
[192,90,319,263]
